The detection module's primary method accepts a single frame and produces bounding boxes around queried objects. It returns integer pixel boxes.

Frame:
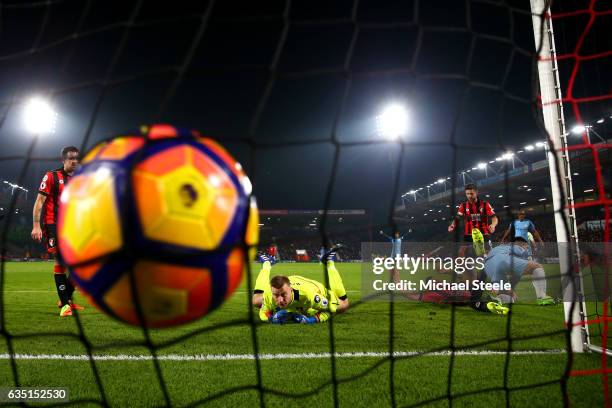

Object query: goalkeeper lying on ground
[252,247,349,324]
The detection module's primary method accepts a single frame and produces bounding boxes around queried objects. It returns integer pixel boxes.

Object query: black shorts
[43,224,57,254]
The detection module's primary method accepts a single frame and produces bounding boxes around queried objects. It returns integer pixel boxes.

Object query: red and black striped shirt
[38,168,71,225]
[456,199,495,237]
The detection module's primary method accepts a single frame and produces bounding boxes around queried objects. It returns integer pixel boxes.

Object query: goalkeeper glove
[269,309,292,324]
[320,244,344,262]
[293,314,318,324]
[257,252,277,265]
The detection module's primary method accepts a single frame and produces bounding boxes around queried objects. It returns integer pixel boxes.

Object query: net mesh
[553,0,612,396]
[0,0,610,406]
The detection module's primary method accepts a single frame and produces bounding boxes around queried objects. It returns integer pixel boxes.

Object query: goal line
[0,350,564,362]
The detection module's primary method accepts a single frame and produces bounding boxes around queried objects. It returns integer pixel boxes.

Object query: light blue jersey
[484,244,530,283]
[381,233,404,256]
[509,219,535,241]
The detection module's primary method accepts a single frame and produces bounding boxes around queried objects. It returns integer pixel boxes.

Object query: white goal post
[529,0,589,353]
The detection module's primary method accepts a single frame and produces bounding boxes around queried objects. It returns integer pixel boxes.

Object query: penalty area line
[0,350,564,361]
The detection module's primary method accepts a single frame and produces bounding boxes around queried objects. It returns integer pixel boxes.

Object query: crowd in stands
[2,198,607,262]
[259,213,608,262]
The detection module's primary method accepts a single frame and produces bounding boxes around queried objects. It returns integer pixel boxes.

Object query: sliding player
[390,269,509,315]
[31,146,84,317]
[252,247,349,324]
[483,237,555,305]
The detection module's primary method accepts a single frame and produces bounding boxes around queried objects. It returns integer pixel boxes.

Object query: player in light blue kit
[380,230,405,257]
[500,210,544,257]
[484,237,554,305]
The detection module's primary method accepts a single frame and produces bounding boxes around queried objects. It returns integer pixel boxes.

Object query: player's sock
[54,265,71,306]
[470,300,490,313]
[531,267,547,299]
[326,261,347,300]
[66,278,76,301]
[469,269,487,303]
[253,261,271,294]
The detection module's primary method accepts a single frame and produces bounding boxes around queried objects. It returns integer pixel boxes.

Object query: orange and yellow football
[57,124,258,328]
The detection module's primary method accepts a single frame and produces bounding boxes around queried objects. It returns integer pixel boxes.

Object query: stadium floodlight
[23,97,57,135]
[596,118,604,124]
[437,178,445,184]
[502,152,514,160]
[495,157,502,161]
[571,125,586,134]
[477,162,486,169]
[376,103,408,140]
[525,145,535,151]
[408,190,415,194]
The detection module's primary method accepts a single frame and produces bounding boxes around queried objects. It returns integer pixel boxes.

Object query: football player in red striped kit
[31,146,84,317]
[447,183,499,304]
[448,183,498,251]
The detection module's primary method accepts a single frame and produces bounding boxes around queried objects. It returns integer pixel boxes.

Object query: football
[57,124,259,328]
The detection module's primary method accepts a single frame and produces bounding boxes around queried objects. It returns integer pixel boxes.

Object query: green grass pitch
[0,261,608,407]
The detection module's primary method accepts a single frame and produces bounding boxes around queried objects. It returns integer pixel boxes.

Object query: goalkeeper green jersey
[259,275,339,322]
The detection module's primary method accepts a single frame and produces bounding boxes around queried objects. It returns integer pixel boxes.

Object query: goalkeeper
[251,247,349,324]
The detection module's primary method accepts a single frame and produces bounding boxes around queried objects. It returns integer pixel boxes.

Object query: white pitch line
[0,350,564,362]
[2,290,55,293]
